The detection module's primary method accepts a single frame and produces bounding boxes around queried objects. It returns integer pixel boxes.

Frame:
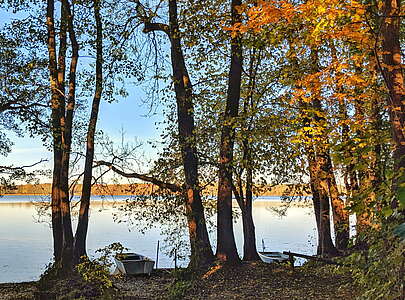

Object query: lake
[0,195,317,283]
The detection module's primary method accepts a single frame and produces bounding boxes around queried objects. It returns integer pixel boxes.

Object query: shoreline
[1,183,315,197]
[0,263,356,300]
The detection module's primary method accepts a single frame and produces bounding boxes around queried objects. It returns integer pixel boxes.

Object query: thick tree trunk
[46,0,78,271]
[242,166,260,261]
[307,147,339,257]
[167,0,213,268]
[318,147,349,251]
[233,167,260,261]
[241,194,259,261]
[74,0,103,264]
[308,47,348,252]
[216,0,243,264]
[241,210,259,260]
[311,98,349,250]
[46,0,64,263]
[183,191,214,268]
[51,146,63,262]
[142,0,214,268]
[58,0,79,271]
[380,0,405,208]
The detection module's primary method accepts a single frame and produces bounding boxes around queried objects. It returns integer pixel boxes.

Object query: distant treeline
[2,183,314,197]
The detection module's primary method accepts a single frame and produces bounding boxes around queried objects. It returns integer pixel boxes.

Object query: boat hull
[258,252,289,264]
[114,253,155,275]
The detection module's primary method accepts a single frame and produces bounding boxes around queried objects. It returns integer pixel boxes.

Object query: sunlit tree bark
[379,0,404,207]
[135,0,214,268]
[73,0,103,263]
[216,0,243,264]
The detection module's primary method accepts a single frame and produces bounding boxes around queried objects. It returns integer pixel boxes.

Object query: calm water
[0,195,317,283]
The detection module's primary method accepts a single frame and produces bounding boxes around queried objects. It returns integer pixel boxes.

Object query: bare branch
[0,159,48,173]
[94,160,182,193]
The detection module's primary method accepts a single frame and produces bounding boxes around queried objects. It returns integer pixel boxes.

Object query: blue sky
[1,7,167,180]
[5,85,165,178]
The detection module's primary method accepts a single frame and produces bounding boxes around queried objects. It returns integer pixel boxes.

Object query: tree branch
[0,159,48,172]
[143,22,169,35]
[94,160,182,193]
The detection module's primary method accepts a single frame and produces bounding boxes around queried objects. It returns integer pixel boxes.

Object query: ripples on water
[0,195,317,283]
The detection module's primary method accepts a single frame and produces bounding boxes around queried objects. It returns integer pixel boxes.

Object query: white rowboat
[114,252,155,275]
[258,251,289,263]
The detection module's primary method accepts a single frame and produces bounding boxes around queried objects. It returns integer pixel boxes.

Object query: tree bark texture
[216,0,243,264]
[307,146,339,257]
[233,50,260,261]
[46,0,64,264]
[74,0,103,263]
[141,0,214,268]
[380,0,405,208]
[46,0,78,271]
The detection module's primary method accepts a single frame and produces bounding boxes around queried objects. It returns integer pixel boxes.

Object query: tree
[73,0,104,263]
[46,0,77,269]
[45,0,107,270]
[379,0,405,208]
[216,0,243,264]
[97,0,215,269]
[0,16,49,187]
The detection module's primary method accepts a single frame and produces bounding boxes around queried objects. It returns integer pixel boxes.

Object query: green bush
[76,243,127,297]
[343,222,405,300]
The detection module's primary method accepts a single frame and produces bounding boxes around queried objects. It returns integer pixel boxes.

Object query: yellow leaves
[232,0,373,49]
[227,0,298,35]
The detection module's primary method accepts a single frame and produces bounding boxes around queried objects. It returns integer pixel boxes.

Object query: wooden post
[289,253,294,270]
[155,240,159,269]
[174,248,177,269]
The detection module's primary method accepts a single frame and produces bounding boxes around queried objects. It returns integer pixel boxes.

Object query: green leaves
[397,185,405,209]
[381,206,393,218]
[393,223,405,240]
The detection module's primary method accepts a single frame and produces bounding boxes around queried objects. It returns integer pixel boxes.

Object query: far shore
[1,183,320,197]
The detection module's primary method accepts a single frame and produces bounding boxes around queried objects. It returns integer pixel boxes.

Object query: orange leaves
[229,0,373,47]
[227,0,297,35]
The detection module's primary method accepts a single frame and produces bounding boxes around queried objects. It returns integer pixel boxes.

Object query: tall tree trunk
[142,0,214,268]
[307,146,339,257]
[74,0,103,264]
[339,100,359,201]
[233,163,259,260]
[310,48,348,251]
[312,97,349,251]
[168,0,213,268]
[58,0,79,271]
[240,166,260,261]
[46,0,78,271]
[235,49,260,261]
[317,145,348,251]
[380,0,405,208]
[46,0,64,264]
[299,86,338,256]
[216,0,243,264]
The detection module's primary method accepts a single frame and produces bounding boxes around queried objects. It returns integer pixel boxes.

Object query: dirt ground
[0,262,357,300]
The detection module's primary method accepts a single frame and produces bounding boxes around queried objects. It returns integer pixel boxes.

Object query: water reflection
[0,196,316,283]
